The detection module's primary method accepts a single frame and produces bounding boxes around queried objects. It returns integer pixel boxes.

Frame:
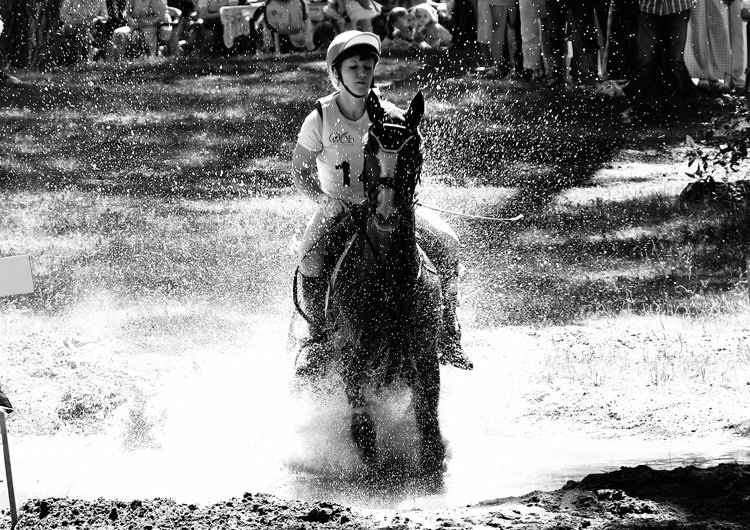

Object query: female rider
[292,30,472,371]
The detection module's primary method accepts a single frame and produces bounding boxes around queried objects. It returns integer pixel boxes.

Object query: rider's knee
[299,253,325,278]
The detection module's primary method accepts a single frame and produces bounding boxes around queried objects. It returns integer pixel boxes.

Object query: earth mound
[7,463,749,529]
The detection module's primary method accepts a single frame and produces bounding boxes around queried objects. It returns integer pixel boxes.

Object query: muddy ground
[7,463,750,529]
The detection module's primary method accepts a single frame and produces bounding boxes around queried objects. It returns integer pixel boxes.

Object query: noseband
[363,122,422,216]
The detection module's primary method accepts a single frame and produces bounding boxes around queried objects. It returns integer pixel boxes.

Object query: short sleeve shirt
[297,92,398,204]
[639,0,696,15]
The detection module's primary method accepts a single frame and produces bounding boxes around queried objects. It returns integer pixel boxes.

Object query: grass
[1,55,750,445]
[0,53,748,327]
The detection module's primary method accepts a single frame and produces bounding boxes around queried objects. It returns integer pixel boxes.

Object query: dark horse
[294,90,445,477]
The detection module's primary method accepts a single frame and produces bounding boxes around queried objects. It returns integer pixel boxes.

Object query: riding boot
[296,275,330,377]
[438,272,473,370]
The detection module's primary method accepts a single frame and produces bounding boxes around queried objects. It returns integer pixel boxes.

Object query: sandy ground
[2,308,749,529]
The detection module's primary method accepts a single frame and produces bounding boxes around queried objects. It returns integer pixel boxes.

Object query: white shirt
[297,92,398,204]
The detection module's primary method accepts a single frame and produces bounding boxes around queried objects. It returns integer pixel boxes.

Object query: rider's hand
[316,193,349,216]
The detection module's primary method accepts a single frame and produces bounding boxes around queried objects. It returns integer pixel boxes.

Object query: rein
[416,202,525,222]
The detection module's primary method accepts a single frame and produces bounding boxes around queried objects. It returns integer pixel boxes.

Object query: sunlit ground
[1,54,749,510]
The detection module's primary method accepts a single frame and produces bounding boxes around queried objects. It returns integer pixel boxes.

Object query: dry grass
[0,53,748,335]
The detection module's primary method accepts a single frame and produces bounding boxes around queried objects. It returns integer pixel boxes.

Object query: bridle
[361,121,422,228]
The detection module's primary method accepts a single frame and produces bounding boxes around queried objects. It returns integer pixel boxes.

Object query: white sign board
[0,255,34,297]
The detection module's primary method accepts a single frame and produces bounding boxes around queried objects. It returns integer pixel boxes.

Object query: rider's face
[338,55,375,97]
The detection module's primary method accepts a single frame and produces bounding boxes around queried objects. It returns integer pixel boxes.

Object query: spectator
[324,0,350,32]
[325,0,380,32]
[685,0,745,93]
[449,0,478,50]
[593,0,639,80]
[544,0,598,86]
[0,16,21,85]
[166,0,197,55]
[412,3,451,48]
[382,6,429,50]
[111,0,170,59]
[193,0,224,55]
[625,0,696,123]
[475,0,519,78]
[58,0,110,63]
[92,0,126,60]
[517,0,546,82]
[344,0,381,32]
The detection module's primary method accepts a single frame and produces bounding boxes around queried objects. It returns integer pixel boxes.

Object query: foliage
[683,95,750,205]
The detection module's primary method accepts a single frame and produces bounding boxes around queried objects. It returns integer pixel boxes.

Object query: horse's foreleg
[351,408,377,468]
[413,352,445,477]
[344,370,377,469]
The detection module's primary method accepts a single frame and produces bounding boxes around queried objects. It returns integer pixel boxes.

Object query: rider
[292,30,472,371]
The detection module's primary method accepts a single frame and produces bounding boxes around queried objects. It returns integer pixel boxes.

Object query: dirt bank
[6,463,749,529]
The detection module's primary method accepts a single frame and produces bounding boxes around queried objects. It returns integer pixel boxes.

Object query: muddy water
[3,314,749,512]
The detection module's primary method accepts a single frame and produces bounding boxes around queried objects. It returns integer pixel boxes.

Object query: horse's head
[362,90,424,232]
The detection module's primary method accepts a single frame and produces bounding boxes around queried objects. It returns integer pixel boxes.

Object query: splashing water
[3,304,750,513]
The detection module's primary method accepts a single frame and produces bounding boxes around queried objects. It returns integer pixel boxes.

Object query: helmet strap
[336,68,375,99]
[342,81,367,98]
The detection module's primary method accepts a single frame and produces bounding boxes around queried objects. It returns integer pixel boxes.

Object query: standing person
[625,0,696,123]
[517,0,546,81]
[543,0,598,86]
[0,16,21,85]
[476,0,519,78]
[450,0,478,51]
[593,0,639,80]
[685,0,745,92]
[292,30,472,371]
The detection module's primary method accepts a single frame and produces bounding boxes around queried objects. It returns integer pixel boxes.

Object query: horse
[293,90,446,478]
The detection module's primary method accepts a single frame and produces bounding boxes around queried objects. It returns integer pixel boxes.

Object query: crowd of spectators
[4,0,747,124]
[451,0,748,124]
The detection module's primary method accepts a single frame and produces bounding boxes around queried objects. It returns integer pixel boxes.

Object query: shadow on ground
[1,55,746,324]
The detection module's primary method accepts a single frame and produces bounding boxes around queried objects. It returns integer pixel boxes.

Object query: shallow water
[3,315,749,512]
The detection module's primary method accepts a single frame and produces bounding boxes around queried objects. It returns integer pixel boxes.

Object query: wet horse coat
[325,90,446,475]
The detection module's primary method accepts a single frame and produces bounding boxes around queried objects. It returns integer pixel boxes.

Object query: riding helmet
[326,30,381,83]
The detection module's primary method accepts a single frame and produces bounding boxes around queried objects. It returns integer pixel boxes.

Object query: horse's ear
[404,90,424,130]
[366,90,387,124]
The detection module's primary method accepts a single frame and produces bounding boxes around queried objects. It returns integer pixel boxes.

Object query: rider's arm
[292,143,324,204]
[293,143,348,216]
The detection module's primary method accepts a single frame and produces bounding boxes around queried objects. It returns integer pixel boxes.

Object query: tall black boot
[438,271,473,370]
[296,275,330,377]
